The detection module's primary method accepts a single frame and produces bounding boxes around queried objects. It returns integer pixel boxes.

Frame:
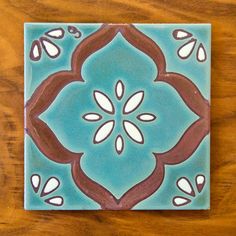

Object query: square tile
[24,23,211,210]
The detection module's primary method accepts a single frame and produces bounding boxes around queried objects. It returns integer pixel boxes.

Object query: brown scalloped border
[25,24,210,210]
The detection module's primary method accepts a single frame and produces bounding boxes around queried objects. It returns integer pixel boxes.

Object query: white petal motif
[123,120,144,144]
[123,91,144,114]
[177,177,195,197]
[177,38,197,59]
[40,37,60,58]
[115,135,124,155]
[31,174,41,193]
[115,80,125,100]
[196,43,207,62]
[172,29,192,40]
[173,196,191,207]
[45,196,64,206]
[137,113,156,122]
[82,113,102,122]
[94,91,115,114]
[40,177,60,197]
[45,28,65,39]
[195,174,206,193]
[30,40,42,61]
[94,120,115,144]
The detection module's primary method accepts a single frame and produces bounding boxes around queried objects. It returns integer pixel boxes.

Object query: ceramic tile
[24,23,211,210]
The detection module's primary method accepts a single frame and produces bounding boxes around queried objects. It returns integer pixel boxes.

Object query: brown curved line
[26,71,81,117]
[71,24,166,79]
[71,155,164,210]
[71,159,118,209]
[71,24,119,74]
[28,118,82,164]
[154,118,209,165]
[121,24,166,76]
[158,72,210,118]
[71,119,207,209]
[26,24,210,209]
[118,156,164,209]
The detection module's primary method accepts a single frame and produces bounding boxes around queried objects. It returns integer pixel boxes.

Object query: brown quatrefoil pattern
[25,24,210,210]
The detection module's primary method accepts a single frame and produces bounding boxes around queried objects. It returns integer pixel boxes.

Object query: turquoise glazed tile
[24,23,211,210]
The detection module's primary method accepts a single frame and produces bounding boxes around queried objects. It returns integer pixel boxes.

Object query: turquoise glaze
[25,23,211,210]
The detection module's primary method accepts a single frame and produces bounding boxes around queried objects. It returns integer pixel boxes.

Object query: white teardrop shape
[177,177,195,196]
[178,39,196,59]
[115,80,124,100]
[41,177,60,197]
[30,40,41,61]
[40,38,60,57]
[196,175,205,184]
[177,31,188,38]
[45,196,63,206]
[173,197,191,206]
[46,28,64,38]
[83,113,102,122]
[123,91,144,114]
[197,44,207,62]
[115,135,124,155]
[137,113,156,122]
[94,91,114,114]
[94,120,114,144]
[196,174,206,193]
[123,120,144,144]
[31,174,41,192]
[173,30,192,40]
[33,44,40,57]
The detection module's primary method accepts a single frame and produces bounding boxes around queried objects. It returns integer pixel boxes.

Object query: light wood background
[0,0,235,235]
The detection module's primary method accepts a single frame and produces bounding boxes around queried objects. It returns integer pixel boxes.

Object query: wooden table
[0,0,235,235]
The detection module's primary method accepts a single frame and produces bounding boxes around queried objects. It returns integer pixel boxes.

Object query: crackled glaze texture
[24,23,211,210]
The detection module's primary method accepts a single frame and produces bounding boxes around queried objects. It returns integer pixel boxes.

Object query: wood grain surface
[0,0,235,235]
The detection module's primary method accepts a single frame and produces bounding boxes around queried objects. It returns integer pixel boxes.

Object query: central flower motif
[26,24,210,209]
[82,80,157,155]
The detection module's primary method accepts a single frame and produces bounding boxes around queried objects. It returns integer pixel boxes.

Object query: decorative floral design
[29,28,65,61]
[30,174,64,206]
[172,29,207,62]
[26,24,210,210]
[83,80,156,155]
[172,174,206,207]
